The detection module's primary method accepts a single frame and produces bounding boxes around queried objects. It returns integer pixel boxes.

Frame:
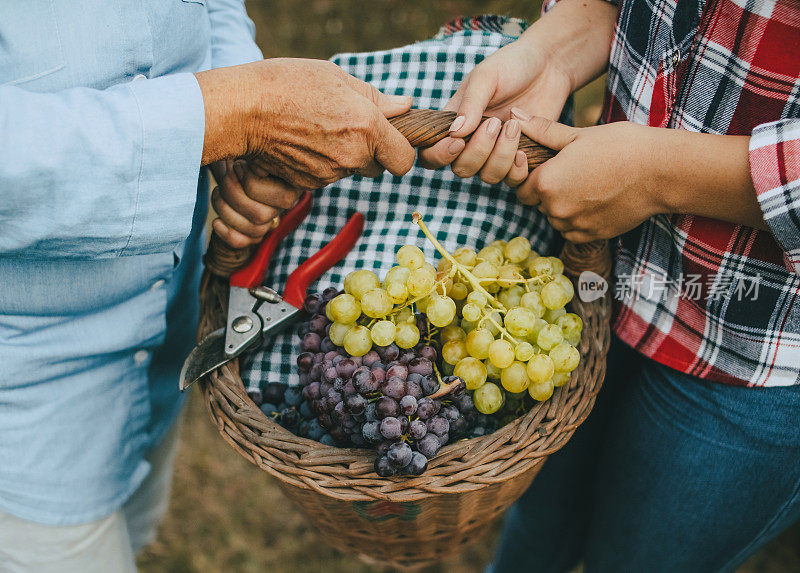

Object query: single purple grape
[398,351,416,365]
[297,352,314,372]
[336,358,358,380]
[322,286,339,301]
[362,350,380,367]
[418,345,437,363]
[350,355,363,366]
[376,440,393,456]
[353,367,380,394]
[427,416,449,437]
[323,366,339,383]
[377,343,400,363]
[408,357,433,377]
[387,363,408,381]
[437,432,450,446]
[298,372,310,386]
[318,412,332,428]
[320,337,336,353]
[374,455,395,477]
[263,382,288,405]
[324,350,339,363]
[303,293,323,315]
[382,376,406,400]
[318,381,332,396]
[309,363,323,382]
[399,395,418,416]
[364,402,378,422]
[343,380,357,396]
[362,421,382,443]
[416,434,441,458]
[344,394,367,416]
[371,367,386,385]
[387,442,413,469]
[380,417,402,440]
[313,352,324,364]
[326,388,343,406]
[400,416,409,434]
[301,332,322,353]
[375,396,399,419]
[441,404,460,422]
[332,401,346,423]
[330,426,348,445]
[416,397,437,420]
[450,416,468,437]
[332,354,344,365]
[408,419,427,440]
[405,380,423,400]
[406,451,428,476]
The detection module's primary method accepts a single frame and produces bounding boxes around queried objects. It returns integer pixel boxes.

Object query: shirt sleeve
[206,0,263,69]
[0,73,205,258]
[749,118,800,274]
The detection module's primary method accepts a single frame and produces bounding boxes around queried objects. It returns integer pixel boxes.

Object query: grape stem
[412,212,506,313]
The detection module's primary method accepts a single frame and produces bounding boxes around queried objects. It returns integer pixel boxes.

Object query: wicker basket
[195,110,612,569]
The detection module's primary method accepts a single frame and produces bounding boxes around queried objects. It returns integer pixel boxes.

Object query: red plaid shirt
[547,0,800,386]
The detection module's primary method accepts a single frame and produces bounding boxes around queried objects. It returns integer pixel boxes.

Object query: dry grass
[138,2,799,571]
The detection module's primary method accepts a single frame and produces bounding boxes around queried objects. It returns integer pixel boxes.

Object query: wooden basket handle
[204,109,557,278]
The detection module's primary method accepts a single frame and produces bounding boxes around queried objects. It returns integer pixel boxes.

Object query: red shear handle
[283,212,365,309]
[229,191,313,289]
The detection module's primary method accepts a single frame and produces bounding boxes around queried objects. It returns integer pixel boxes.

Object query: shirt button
[134,350,150,365]
[150,279,166,290]
[133,74,147,81]
[671,50,681,66]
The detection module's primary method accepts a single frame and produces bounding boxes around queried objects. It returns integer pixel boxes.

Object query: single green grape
[556,313,583,338]
[360,288,393,318]
[504,236,532,263]
[497,264,524,289]
[565,332,581,347]
[544,307,567,323]
[450,282,469,301]
[462,302,482,323]
[467,290,488,308]
[526,317,548,343]
[344,269,380,300]
[484,310,503,337]
[328,322,351,346]
[528,379,555,401]
[440,325,466,344]
[370,320,396,347]
[328,293,361,324]
[460,317,476,332]
[528,256,555,278]
[498,285,524,309]
[453,246,478,268]
[383,265,411,287]
[553,274,575,302]
[395,321,420,349]
[386,281,408,305]
[477,246,504,267]
[501,361,530,393]
[488,338,515,369]
[548,256,565,275]
[485,359,502,380]
[427,294,457,327]
[442,339,469,365]
[454,356,488,390]
[520,291,545,318]
[344,325,372,357]
[474,382,504,414]
[553,371,571,387]
[541,281,569,310]
[490,239,507,249]
[395,306,415,323]
[537,323,564,351]
[437,258,453,273]
[406,266,436,298]
[549,342,580,372]
[472,261,499,285]
[416,295,431,313]
[515,341,536,362]
[465,328,494,360]
[526,354,555,384]
[397,244,425,269]
[504,306,537,338]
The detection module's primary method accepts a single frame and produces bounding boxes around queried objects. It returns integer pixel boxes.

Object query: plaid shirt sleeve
[749,119,800,274]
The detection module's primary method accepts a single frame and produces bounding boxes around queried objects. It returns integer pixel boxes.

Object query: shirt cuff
[122,73,205,256]
[750,118,800,274]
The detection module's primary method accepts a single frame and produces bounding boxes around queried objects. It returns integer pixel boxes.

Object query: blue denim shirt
[0,0,262,525]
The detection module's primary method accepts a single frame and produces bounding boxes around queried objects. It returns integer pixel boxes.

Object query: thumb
[512,108,579,151]
[344,74,413,117]
[449,68,498,137]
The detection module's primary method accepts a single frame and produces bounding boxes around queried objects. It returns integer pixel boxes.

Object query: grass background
[138,1,800,570]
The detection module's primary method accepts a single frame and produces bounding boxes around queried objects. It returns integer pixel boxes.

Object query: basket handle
[204,108,561,278]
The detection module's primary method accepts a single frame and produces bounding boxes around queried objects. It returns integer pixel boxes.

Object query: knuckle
[480,169,504,185]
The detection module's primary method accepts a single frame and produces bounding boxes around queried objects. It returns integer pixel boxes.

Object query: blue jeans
[490,339,800,573]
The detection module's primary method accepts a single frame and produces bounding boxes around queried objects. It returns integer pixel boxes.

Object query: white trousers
[0,417,181,573]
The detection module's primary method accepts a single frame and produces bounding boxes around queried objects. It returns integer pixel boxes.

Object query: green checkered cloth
[242,15,559,392]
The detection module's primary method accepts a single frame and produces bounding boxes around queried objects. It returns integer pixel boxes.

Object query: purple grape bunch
[261,290,482,477]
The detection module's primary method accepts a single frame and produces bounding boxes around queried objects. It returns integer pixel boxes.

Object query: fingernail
[515,150,527,167]
[448,138,465,155]
[505,119,520,139]
[450,115,466,132]
[486,117,501,137]
[511,107,531,122]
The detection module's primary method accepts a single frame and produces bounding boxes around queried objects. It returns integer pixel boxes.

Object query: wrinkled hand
[419,39,571,185]
[511,116,669,243]
[209,159,302,248]
[197,58,416,190]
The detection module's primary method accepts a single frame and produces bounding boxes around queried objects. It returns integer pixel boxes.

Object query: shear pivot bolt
[232,316,254,333]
